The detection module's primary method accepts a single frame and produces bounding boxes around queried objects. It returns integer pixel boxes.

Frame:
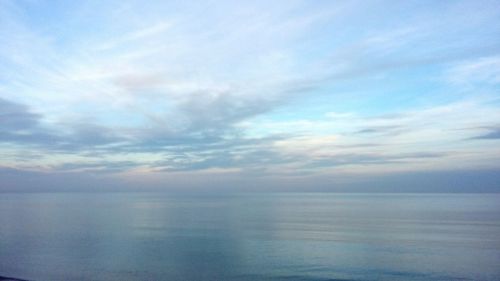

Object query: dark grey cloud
[53,161,141,174]
[353,125,404,135]
[0,97,128,152]
[471,127,500,140]
[0,97,59,144]
[0,97,39,129]
[304,152,447,170]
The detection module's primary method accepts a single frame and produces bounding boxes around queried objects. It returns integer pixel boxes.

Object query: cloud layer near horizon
[1,0,500,191]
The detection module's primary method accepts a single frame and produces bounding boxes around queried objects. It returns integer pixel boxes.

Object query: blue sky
[1,0,500,192]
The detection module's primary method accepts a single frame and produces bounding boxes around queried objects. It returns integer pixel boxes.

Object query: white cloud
[446,56,500,86]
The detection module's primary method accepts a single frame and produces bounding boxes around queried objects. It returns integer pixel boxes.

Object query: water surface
[1,193,499,281]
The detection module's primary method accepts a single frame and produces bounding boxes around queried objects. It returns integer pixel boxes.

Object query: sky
[1,0,500,192]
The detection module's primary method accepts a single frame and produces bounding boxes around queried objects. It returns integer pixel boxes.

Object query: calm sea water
[0,193,499,281]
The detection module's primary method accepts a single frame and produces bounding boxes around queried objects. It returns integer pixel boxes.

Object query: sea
[1,193,499,281]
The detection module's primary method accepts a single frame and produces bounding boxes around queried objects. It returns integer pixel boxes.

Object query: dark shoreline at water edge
[0,276,30,281]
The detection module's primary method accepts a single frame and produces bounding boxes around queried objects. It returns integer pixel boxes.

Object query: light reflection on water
[1,193,500,281]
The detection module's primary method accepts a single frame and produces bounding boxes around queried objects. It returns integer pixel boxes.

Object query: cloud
[151,141,292,173]
[0,97,127,151]
[0,97,40,129]
[52,160,142,174]
[471,127,500,140]
[446,56,500,86]
[1,1,500,191]
[354,125,404,135]
[95,21,173,51]
[303,152,447,170]
[0,97,58,144]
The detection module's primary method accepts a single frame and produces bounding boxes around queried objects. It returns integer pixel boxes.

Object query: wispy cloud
[1,0,500,191]
[446,56,500,86]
